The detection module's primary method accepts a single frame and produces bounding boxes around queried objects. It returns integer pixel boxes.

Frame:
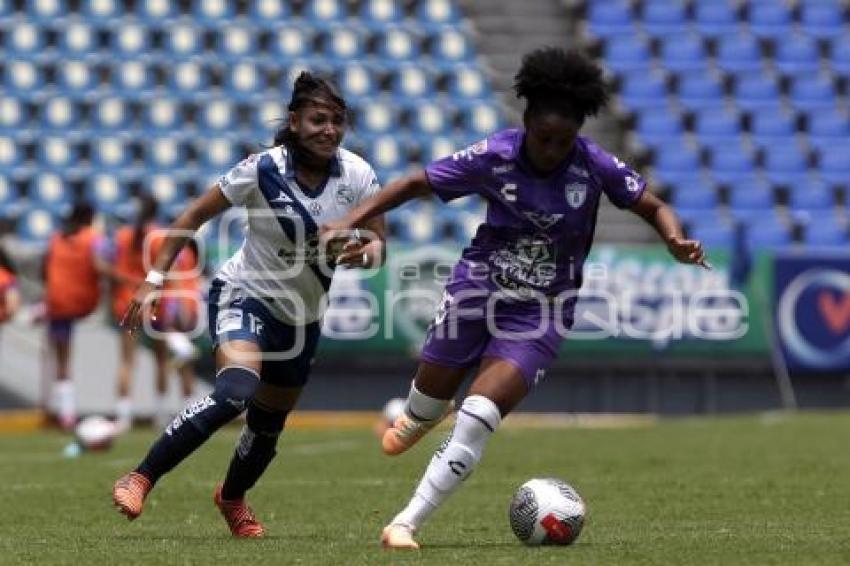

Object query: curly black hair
[514,47,609,125]
[274,71,347,147]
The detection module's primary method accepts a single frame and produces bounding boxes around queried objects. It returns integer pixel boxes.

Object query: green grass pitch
[1,412,849,565]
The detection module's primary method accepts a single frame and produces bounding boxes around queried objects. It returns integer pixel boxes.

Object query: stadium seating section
[586,0,850,249]
[0,0,500,245]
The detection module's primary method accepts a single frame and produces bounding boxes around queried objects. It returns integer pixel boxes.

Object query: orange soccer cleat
[381,523,420,549]
[213,483,265,538]
[112,471,152,520]
[381,401,455,456]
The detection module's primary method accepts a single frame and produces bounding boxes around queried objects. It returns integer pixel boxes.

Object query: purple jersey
[425,128,646,298]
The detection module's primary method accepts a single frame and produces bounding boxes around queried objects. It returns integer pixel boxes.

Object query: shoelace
[117,475,148,501]
[395,417,426,440]
[222,501,259,529]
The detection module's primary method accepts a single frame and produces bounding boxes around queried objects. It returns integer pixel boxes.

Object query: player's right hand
[120,281,160,334]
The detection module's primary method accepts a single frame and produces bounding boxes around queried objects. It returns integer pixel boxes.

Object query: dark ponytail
[272,71,348,148]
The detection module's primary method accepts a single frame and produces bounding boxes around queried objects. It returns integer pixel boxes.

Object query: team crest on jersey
[524,212,564,230]
[308,201,323,216]
[565,182,587,209]
[335,185,355,205]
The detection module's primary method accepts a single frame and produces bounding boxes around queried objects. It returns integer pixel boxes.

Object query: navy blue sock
[136,366,259,484]
[220,399,287,501]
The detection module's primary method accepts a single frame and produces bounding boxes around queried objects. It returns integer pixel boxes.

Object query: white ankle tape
[406,382,450,421]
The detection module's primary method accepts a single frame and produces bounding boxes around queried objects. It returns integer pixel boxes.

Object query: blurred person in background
[43,201,103,430]
[322,47,709,549]
[0,244,20,338]
[112,72,385,538]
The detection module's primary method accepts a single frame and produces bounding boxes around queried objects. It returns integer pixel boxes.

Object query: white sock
[55,381,75,423]
[115,396,132,430]
[406,381,451,422]
[392,395,502,530]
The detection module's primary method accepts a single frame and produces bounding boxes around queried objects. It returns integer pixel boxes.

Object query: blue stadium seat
[807,108,850,151]
[57,19,98,55]
[830,33,850,76]
[732,71,781,111]
[688,221,733,248]
[763,145,809,187]
[659,33,708,73]
[0,176,21,218]
[167,60,210,99]
[338,63,379,100]
[363,134,406,171]
[322,24,367,62]
[749,107,796,145]
[360,0,404,28]
[788,72,837,112]
[3,61,44,95]
[653,143,702,187]
[0,96,26,133]
[223,62,266,101]
[91,97,132,132]
[669,180,718,211]
[357,99,398,135]
[251,98,284,134]
[587,0,634,38]
[136,0,178,22]
[803,217,847,247]
[16,207,59,242]
[270,23,315,59]
[677,70,724,111]
[711,146,756,186]
[143,174,188,209]
[36,136,79,169]
[279,59,335,94]
[818,145,850,186]
[445,64,489,100]
[0,136,19,170]
[304,0,349,23]
[635,107,684,147]
[145,136,189,171]
[85,173,128,215]
[56,60,99,96]
[142,97,183,133]
[693,107,741,145]
[29,173,72,214]
[41,97,82,131]
[727,177,775,210]
[197,138,240,171]
[788,178,835,211]
[693,0,739,38]
[800,2,844,40]
[0,0,14,20]
[459,101,502,137]
[642,0,687,37]
[4,20,47,55]
[416,0,463,28]
[774,34,820,75]
[91,137,131,170]
[604,34,652,73]
[747,1,793,40]
[111,59,156,99]
[408,101,454,136]
[715,31,763,73]
[619,70,669,110]
[110,21,152,57]
[431,26,475,63]
[197,98,237,134]
[744,215,792,249]
[163,21,205,58]
[249,0,290,24]
[391,203,438,244]
[81,0,121,23]
[216,23,259,62]
[422,135,464,162]
[376,26,422,62]
[191,0,235,25]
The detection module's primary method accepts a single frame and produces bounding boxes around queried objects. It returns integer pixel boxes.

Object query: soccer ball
[509,478,586,545]
[74,415,118,451]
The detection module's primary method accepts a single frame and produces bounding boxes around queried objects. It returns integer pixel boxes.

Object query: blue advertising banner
[774,252,850,372]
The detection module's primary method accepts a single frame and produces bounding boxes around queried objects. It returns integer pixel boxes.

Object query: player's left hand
[666,235,712,270]
[335,239,378,269]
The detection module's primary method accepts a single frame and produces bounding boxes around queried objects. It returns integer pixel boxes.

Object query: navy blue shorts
[208,279,321,387]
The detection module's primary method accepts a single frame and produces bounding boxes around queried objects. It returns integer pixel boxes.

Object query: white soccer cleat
[381,523,420,549]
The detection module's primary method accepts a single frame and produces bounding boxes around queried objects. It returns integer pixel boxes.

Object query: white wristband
[145,270,165,287]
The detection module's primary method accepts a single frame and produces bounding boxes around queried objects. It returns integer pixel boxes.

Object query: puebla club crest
[565,182,587,209]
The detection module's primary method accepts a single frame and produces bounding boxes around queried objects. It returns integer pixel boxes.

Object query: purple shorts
[419,281,574,388]
[47,318,76,343]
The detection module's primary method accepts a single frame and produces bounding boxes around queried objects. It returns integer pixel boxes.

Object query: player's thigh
[215,339,263,376]
[413,361,470,399]
[467,357,529,417]
[253,382,303,412]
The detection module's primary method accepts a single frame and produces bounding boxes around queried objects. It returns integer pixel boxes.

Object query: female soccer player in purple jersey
[322,47,708,549]
[112,73,385,537]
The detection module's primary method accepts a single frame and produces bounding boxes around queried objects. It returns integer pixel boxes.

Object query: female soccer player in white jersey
[113,72,385,537]
[323,47,708,549]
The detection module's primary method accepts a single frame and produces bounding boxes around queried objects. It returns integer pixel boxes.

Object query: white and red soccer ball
[509,478,586,545]
[74,415,118,451]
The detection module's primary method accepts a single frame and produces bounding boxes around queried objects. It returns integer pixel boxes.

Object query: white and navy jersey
[214,145,381,325]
